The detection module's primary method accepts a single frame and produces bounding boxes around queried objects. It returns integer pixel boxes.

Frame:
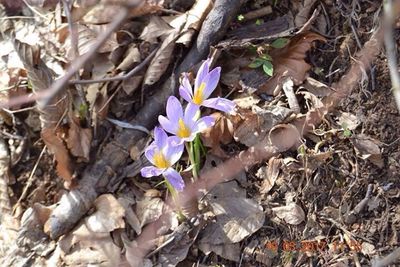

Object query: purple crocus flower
[141,127,185,191]
[159,96,215,143]
[179,58,235,113]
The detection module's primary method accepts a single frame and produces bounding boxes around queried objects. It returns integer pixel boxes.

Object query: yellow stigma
[176,118,191,138]
[193,82,206,105]
[153,151,169,169]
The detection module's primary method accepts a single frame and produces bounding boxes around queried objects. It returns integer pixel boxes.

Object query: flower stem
[164,176,185,221]
[185,141,199,180]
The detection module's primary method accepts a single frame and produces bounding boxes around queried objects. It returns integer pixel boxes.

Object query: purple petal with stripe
[144,143,158,165]
[195,58,211,89]
[184,102,200,126]
[164,137,184,165]
[201,67,221,100]
[164,168,185,191]
[193,115,215,133]
[141,166,164,178]
[158,115,178,135]
[166,96,183,123]
[154,126,168,148]
[203,97,236,113]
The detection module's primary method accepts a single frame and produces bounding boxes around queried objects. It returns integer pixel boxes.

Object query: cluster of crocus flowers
[141,58,235,191]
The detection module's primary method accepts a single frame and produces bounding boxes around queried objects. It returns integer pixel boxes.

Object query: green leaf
[271,38,289,48]
[260,54,272,61]
[255,19,264,25]
[248,59,264,68]
[262,61,274,76]
[237,14,244,21]
[343,128,352,138]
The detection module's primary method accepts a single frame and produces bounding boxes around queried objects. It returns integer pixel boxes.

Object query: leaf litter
[1,1,400,267]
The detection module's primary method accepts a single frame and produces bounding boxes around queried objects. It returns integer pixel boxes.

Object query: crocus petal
[179,85,193,103]
[201,67,221,100]
[203,97,236,113]
[164,137,184,165]
[193,115,215,133]
[158,115,178,135]
[195,58,210,89]
[166,96,183,123]
[141,166,164,178]
[184,102,200,127]
[144,143,158,165]
[153,126,168,148]
[163,168,185,191]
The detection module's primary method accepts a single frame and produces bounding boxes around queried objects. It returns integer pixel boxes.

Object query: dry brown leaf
[59,222,121,267]
[143,31,179,86]
[199,180,264,254]
[257,157,281,194]
[337,111,361,131]
[292,0,317,27]
[143,0,212,85]
[65,24,118,58]
[201,113,234,158]
[85,194,125,232]
[78,0,163,24]
[351,134,383,167]
[233,106,292,147]
[140,16,174,43]
[268,124,302,152]
[272,202,305,225]
[302,77,332,98]
[233,94,261,109]
[41,128,73,181]
[259,32,326,95]
[66,116,92,162]
[117,44,141,71]
[136,194,164,228]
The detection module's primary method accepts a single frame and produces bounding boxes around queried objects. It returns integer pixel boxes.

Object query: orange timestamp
[264,239,362,253]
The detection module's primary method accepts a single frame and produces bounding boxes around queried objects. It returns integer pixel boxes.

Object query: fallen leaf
[66,116,92,162]
[292,0,317,27]
[259,32,326,95]
[41,128,73,181]
[140,16,174,43]
[302,77,332,98]
[272,202,305,225]
[85,194,125,232]
[257,157,281,194]
[233,94,261,109]
[59,222,121,267]
[199,180,264,260]
[117,44,141,71]
[351,134,383,167]
[337,111,361,131]
[136,194,164,227]
[201,113,234,158]
[233,106,292,147]
[143,0,212,85]
[65,24,118,58]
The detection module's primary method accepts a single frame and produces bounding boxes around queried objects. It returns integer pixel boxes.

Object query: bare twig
[14,146,46,211]
[69,47,158,85]
[241,5,272,21]
[383,0,400,112]
[61,0,90,123]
